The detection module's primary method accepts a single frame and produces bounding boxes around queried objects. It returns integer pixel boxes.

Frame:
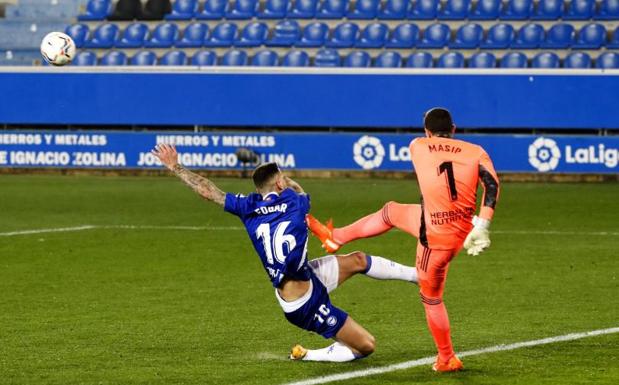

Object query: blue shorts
[276,273,348,339]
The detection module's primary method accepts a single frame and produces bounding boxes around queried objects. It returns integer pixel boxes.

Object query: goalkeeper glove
[463,216,491,256]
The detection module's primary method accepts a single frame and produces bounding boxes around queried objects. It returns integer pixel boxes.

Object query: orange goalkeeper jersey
[410,136,500,250]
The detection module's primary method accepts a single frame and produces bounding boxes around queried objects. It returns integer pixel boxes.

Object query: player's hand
[464,216,491,256]
[283,175,305,194]
[151,144,179,171]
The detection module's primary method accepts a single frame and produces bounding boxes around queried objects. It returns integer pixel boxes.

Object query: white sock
[364,255,418,283]
[303,342,359,362]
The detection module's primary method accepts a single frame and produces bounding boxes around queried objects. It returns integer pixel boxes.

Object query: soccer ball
[40,32,76,66]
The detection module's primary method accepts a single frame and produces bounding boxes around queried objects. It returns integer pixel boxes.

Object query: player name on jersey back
[428,143,463,154]
[254,203,288,215]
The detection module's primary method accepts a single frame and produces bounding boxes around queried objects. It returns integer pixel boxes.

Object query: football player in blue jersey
[152,144,418,362]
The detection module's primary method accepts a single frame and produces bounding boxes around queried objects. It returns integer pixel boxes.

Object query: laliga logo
[353,135,385,170]
[528,137,561,172]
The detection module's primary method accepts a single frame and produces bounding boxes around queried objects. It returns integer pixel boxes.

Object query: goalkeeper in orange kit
[307,107,500,372]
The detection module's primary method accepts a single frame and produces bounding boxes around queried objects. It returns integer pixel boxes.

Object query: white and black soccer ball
[40,32,76,66]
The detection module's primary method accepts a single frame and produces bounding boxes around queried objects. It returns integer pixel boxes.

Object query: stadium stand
[0,0,618,67]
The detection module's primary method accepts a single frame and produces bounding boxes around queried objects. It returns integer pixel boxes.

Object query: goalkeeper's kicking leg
[306,202,421,253]
[291,251,417,362]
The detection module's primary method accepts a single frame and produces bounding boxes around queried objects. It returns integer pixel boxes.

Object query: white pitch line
[0,226,617,238]
[0,225,97,236]
[282,327,619,385]
[493,230,619,236]
[0,225,243,237]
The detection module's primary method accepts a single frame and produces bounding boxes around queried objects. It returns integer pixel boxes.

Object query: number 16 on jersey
[256,221,297,264]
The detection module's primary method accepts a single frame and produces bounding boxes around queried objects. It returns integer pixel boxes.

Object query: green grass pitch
[0,175,618,385]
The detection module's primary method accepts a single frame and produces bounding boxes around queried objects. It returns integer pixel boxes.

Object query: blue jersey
[224,188,312,287]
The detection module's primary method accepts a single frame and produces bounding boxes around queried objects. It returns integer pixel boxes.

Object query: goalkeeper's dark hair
[252,162,281,189]
[424,107,454,137]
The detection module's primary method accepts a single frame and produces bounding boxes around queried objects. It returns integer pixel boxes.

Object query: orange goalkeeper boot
[432,355,463,372]
[305,214,341,253]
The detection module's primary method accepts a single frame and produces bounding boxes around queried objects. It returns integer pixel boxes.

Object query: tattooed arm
[152,144,225,206]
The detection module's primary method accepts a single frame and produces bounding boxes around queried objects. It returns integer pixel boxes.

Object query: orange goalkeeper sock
[422,299,455,363]
[332,205,393,245]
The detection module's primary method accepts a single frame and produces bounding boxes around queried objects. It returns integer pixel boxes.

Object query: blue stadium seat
[408,0,439,19]
[296,22,329,47]
[101,50,127,66]
[116,23,149,48]
[289,0,318,18]
[130,51,157,66]
[316,0,349,19]
[73,51,97,66]
[564,0,595,19]
[418,23,450,48]
[597,52,619,68]
[596,0,619,19]
[222,49,249,66]
[469,52,497,68]
[235,22,269,47]
[226,0,259,19]
[204,22,238,47]
[65,24,89,48]
[532,52,560,68]
[500,52,528,67]
[439,0,471,19]
[165,0,198,20]
[344,51,371,67]
[356,23,389,48]
[161,50,187,65]
[327,22,360,48]
[608,26,619,48]
[251,50,279,66]
[78,0,112,21]
[314,48,341,66]
[513,23,544,48]
[177,23,209,48]
[282,50,310,66]
[541,23,575,48]
[197,0,228,19]
[374,51,402,67]
[258,0,291,18]
[348,0,380,19]
[266,20,301,46]
[378,0,409,19]
[84,23,119,48]
[438,52,464,68]
[145,23,179,48]
[450,23,483,48]
[481,23,515,48]
[385,23,419,48]
[406,52,434,67]
[501,0,533,19]
[469,0,502,19]
[573,23,607,48]
[191,50,217,65]
[564,52,592,68]
[531,0,564,20]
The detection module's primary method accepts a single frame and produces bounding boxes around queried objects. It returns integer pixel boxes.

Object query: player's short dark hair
[424,108,454,136]
[252,162,281,189]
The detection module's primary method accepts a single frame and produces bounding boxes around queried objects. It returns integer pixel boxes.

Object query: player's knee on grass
[357,334,376,356]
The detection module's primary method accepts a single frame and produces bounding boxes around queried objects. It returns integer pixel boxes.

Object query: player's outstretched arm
[152,144,225,206]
